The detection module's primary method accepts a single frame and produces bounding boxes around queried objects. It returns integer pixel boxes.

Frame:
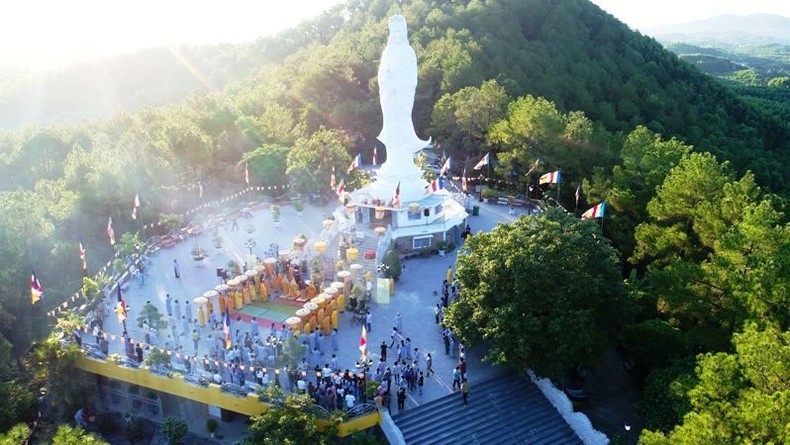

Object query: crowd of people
[78,242,475,416]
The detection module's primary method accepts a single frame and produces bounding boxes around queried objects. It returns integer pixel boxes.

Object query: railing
[375,225,393,272]
[76,354,381,436]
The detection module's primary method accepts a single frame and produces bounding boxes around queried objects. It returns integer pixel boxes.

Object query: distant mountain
[648,14,790,46]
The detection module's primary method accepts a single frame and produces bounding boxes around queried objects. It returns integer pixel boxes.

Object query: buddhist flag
[461,167,468,192]
[244,163,250,185]
[223,309,232,349]
[347,153,361,173]
[131,194,140,220]
[107,217,115,246]
[439,156,451,176]
[116,286,127,323]
[582,202,606,220]
[473,153,490,170]
[372,146,377,166]
[30,271,44,305]
[539,170,561,185]
[330,166,336,189]
[426,176,444,193]
[392,182,401,208]
[79,240,87,271]
[359,325,367,358]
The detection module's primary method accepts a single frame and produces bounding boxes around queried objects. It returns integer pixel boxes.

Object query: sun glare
[0,0,345,71]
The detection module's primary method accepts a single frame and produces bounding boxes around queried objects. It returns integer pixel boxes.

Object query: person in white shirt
[345,393,356,410]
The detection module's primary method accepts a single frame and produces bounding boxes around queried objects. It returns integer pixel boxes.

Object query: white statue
[375,15,430,195]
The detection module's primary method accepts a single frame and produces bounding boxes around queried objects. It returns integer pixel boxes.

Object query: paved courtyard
[89,196,529,440]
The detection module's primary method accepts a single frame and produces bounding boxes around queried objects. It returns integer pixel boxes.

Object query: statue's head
[388,15,408,44]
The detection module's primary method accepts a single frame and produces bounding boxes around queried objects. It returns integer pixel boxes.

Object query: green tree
[640,324,790,444]
[429,79,509,156]
[0,424,31,444]
[445,209,626,379]
[239,393,338,445]
[637,359,697,433]
[51,425,109,445]
[160,417,188,445]
[0,380,37,432]
[240,144,290,188]
[32,313,95,422]
[286,127,352,194]
[633,153,788,343]
[584,126,692,258]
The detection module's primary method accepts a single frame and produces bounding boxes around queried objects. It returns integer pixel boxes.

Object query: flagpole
[138,198,145,242]
[557,174,561,203]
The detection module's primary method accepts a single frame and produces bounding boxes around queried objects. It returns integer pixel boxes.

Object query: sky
[1,0,789,71]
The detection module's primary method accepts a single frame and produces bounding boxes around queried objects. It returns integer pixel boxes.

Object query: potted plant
[161,417,188,445]
[271,204,281,227]
[191,244,206,261]
[205,419,218,439]
[346,238,359,261]
[437,240,447,257]
[292,196,304,217]
[213,234,223,249]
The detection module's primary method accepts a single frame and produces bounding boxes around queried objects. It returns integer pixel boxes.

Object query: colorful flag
[330,166,336,189]
[372,146,377,166]
[582,202,606,220]
[392,182,401,208]
[575,184,581,207]
[223,309,232,349]
[244,163,250,185]
[426,176,445,193]
[116,286,127,323]
[439,156,451,176]
[473,153,490,170]
[107,217,115,246]
[30,271,44,305]
[347,153,362,174]
[539,170,561,185]
[359,325,367,358]
[79,240,87,271]
[462,167,468,192]
[131,194,140,220]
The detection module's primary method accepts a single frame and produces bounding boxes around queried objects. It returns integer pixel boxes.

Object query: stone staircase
[347,232,381,298]
[392,373,582,445]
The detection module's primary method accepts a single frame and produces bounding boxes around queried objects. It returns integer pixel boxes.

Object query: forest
[0,0,787,443]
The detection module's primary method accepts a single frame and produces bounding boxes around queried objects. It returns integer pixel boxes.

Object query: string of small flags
[47,185,291,319]
[142,185,290,230]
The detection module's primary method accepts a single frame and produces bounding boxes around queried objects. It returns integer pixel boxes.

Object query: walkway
[77,197,538,441]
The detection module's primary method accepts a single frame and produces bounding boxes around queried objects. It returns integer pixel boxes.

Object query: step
[397,376,582,445]
[401,383,532,442]
[398,380,526,437]
[393,375,513,426]
[397,381,521,435]
[422,404,530,445]
[394,371,514,419]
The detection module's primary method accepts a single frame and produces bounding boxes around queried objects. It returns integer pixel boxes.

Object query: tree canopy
[445,209,626,379]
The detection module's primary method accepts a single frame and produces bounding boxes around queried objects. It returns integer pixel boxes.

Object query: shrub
[160,417,188,445]
[382,250,401,281]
